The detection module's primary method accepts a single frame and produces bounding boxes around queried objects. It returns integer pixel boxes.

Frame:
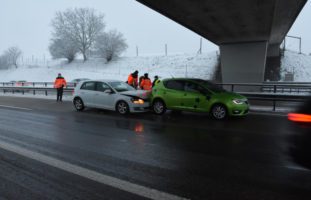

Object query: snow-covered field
[281,50,311,82]
[0,52,219,83]
[0,50,310,83]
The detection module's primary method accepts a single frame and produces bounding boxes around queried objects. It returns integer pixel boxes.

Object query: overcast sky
[0,0,310,59]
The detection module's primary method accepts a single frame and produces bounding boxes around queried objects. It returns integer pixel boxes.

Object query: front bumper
[229,103,249,116]
[129,102,150,113]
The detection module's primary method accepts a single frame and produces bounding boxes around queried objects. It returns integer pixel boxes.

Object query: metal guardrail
[0,87,74,96]
[239,92,309,111]
[0,82,77,88]
[0,82,310,111]
[217,82,311,94]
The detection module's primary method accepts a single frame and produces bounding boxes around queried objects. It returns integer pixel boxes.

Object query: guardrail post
[273,100,276,111]
[45,90,48,96]
[273,85,276,93]
[231,84,234,92]
[33,82,35,87]
[45,83,47,87]
[33,90,35,95]
[22,90,24,95]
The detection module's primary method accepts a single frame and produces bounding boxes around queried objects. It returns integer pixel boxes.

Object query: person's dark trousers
[56,87,64,101]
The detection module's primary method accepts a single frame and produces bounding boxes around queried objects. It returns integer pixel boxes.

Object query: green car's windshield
[109,81,135,92]
[192,79,226,93]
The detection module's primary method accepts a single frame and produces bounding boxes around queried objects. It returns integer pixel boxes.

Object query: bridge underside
[137,0,307,83]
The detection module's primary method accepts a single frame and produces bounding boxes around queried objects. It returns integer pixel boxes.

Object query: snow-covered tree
[49,38,79,63]
[3,47,22,68]
[51,8,105,61]
[94,30,128,62]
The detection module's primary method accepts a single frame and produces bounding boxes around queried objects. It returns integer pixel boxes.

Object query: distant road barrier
[217,82,311,94]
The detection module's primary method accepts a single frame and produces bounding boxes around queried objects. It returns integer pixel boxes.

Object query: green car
[151,78,249,119]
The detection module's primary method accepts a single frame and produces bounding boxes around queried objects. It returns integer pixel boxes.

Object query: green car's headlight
[232,99,244,105]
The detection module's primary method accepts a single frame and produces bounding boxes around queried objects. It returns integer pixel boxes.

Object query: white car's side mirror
[104,89,113,94]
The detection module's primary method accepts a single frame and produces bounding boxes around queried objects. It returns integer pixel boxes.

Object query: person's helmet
[134,70,139,74]
[58,73,61,77]
[144,73,148,77]
[154,75,159,79]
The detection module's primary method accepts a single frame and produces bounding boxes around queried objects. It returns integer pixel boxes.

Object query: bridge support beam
[220,41,268,84]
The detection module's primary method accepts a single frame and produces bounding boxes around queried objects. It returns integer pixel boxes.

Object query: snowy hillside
[0,52,219,83]
[0,50,310,83]
[280,50,311,82]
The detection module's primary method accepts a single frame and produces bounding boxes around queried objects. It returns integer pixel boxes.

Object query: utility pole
[165,44,167,56]
[136,46,139,57]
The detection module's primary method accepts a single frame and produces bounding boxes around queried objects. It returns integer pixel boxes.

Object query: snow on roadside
[281,50,311,82]
[0,52,219,82]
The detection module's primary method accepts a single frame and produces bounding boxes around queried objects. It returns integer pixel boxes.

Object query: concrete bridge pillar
[220,41,268,84]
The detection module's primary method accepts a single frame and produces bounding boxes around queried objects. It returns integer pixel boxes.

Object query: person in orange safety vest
[140,73,152,90]
[127,70,139,89]
[54,73,67,102]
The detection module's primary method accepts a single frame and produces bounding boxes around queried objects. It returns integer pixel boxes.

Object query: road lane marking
[0,140,189,200]
[0,104,32,111]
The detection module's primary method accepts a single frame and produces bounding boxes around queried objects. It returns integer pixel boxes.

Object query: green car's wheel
[153,99,166,115]
[211,104,227,120]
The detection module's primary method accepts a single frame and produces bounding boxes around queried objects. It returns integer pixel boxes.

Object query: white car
[72,80,150,114]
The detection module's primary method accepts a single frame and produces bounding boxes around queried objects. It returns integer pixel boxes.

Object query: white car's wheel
[211,104,227,120]
[116,101,129,115]
[74,98,85,111]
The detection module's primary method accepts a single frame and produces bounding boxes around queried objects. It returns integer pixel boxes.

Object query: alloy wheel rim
[75,100,82,109]
[118,102,127,114]
[154,102,163,113]
[213,106,226,119]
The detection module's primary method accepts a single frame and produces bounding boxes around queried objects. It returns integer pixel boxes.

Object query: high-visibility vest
[54,77,67,88]
[127,74,137,86]
[140,78,152,90]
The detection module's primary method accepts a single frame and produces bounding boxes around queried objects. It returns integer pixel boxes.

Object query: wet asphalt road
[0,96,310,200]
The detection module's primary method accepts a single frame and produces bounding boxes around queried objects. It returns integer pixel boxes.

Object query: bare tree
[51,8,105,61]
[3,47,22,68]
[0,55,9,70]
[94,30,128,62]
[49,38,79,63]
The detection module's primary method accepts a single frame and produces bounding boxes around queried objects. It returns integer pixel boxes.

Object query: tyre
[73,98,85,111]
[116,101,129,115]
[153,99,166,115]
[211,104,227,120]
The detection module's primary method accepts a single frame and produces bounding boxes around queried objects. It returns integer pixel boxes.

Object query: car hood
[119,90,151,100]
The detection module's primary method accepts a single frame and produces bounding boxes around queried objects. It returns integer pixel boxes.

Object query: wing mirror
[104,89,113,94]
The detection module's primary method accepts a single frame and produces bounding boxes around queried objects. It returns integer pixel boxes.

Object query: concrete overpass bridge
[136,0,307,83]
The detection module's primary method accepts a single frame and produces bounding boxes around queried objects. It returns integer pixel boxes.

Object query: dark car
[288,98,311,169]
